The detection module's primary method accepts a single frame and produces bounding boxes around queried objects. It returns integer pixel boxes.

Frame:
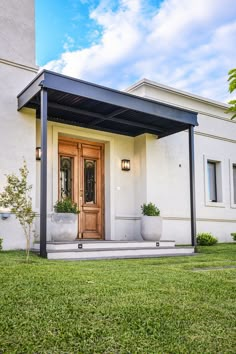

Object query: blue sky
[36,0,236,102]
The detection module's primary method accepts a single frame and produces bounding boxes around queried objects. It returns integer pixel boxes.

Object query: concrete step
[46,246,194,260]
[33,240,176,251]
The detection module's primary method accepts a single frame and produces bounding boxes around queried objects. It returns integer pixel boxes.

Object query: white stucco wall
[0,64,37,249]
[0,0,37,250]
[0,0,36,67]
[127,80,236,243]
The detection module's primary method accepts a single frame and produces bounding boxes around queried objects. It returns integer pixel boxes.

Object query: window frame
[207,161,217,202]
[204,155,225,208]
[230,160,236,209]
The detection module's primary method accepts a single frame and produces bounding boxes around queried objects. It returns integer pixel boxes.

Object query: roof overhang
[17,70,198,138]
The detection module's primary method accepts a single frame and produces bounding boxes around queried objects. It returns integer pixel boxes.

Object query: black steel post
[40,88,48,258]
[189,125,197,249]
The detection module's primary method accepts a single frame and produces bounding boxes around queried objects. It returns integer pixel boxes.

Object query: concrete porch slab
[32,240,194,260]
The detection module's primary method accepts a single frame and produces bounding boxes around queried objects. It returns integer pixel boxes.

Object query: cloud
[44,0,236,102]
[63,35,76,51]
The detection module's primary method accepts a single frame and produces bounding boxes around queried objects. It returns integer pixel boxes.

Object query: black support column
[189,125,197,249]
[40,88,48,258]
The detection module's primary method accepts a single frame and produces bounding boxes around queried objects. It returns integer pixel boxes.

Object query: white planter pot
[141,215,163,241]
[51,213,78,241]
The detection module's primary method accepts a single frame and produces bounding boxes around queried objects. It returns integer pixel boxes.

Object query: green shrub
[0,238,2,251]
[54,198,80,214]
[141,202,160,216]
[197,233,218,246]
[230,233,236,241]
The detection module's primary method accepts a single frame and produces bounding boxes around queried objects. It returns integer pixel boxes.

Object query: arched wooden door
[58,137,104,239]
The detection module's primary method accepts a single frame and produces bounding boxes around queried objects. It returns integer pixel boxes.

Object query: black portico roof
[17,70,198,138]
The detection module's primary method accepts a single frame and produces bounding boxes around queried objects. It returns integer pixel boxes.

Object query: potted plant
[140,202,162,241]
[50,198,80,241]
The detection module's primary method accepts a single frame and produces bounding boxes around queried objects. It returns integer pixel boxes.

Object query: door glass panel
[84,159,96,204]
[60,156,73,199]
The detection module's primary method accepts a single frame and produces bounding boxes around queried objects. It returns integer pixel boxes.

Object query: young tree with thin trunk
[0,162,36,262]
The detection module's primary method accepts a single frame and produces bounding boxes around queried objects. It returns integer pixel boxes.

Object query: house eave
[126,78,230,110]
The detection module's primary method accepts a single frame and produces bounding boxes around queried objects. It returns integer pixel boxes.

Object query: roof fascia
[42,71,198,126]
[17,70,198,126]
[17,71,45,110]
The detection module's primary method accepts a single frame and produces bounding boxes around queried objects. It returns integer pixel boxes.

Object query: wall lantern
[36,147,41,161]
[0,208,11,220]
[121,159,130,171]
[1,213,11,220]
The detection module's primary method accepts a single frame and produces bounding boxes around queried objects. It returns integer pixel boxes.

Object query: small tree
[0,161,36,262]
[227,68,236,119]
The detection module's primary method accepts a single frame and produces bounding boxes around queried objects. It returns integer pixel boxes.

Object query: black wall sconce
[121,159,130,171]
[36,147,41,161]
[1,213,11,220]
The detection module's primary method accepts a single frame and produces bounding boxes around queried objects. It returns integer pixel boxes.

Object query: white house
[0,0,235,259]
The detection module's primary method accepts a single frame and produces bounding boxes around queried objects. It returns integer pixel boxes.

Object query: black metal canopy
[18,70,198,138]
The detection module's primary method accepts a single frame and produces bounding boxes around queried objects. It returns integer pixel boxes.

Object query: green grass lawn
[0,244,235,353]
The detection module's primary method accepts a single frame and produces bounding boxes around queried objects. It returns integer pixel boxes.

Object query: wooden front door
[58,138,104,239]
